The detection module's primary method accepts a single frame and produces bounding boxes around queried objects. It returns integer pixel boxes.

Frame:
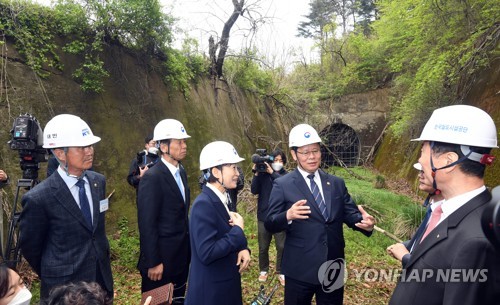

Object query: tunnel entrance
[319,123,360,167]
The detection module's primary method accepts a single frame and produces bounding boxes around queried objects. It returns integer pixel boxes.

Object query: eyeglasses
[296,149,321,157]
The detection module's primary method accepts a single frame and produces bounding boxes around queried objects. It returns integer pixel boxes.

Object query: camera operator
[127,135,159,196]
[0,170,9,188]
[251,149,288,286]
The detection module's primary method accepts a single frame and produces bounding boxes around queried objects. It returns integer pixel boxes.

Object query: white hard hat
[412,105,497,148]
[43,114,101,148]
[153,119,191,141]
[413,163,422,171]
[199,141,244,170]
[289,123,322,148]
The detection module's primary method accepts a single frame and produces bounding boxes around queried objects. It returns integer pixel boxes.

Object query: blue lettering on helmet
[82,128,90,136]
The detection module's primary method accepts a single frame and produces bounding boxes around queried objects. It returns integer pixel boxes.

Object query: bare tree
[208,0,268,79]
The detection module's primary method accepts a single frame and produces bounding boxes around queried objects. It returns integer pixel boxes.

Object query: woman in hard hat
[185,141,250,305]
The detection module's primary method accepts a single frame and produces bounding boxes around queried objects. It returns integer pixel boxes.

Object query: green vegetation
[0,0,204,93]
[19,166,425,304]
[1,0,496,129]
[288,0,499,138]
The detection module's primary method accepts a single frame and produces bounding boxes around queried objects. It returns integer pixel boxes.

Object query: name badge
[100,198,109,213]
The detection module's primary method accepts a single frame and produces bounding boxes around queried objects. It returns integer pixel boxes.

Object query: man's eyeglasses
[296,149,321,157]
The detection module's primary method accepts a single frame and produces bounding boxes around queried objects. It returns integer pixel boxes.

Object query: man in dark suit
[387,162,444,268]
[265,123,375,305]
[137,119,191,304]
[389,105,500,305]
[19,114,113,300]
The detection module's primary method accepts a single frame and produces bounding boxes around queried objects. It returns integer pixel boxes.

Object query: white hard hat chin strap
[57,148,85,179]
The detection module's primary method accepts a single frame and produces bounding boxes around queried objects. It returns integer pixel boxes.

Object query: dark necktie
[307,174,328,220]
[76,179,93,228]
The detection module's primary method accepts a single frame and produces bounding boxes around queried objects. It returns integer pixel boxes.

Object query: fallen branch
[374,225,403,243]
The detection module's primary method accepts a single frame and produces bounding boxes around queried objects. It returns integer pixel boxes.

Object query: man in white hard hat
[185,141,250,305]
[389,105,500,305]
[265,123,375,305]
[19,114,113,300]
[387,163,444,267]
[137,119,191,304]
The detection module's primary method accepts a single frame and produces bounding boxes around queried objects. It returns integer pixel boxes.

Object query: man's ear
[290,149,298,161]
[446,151,459,165]
[52,148,66,162]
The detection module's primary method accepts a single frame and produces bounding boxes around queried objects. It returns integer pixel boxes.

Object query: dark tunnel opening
[319,123,360,168]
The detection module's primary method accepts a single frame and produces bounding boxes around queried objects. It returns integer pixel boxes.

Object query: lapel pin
[436,234,440,238]
[327,182,330,185]
[93,183,97,188]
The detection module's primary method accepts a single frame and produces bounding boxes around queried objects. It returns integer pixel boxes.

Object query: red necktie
[420,205,443,242]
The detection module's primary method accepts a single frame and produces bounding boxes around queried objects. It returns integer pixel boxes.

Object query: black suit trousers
[284,276,343,305]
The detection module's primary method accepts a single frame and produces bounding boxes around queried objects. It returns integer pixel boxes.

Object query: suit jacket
[389,190,500,305]
[185,186,248,305]
[137,160,190,286]
[251,168,287,221]
[19,171,113,298]
[265,169,371,285]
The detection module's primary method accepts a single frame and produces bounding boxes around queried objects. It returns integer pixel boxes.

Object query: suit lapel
[50,172,93,232]
[406,190,491,269]
[86,172,101,232]
[319,170,332,221]
[159,161,185,204]
[203,186,230,221]
[180,164,190,206]
[292,170,323,218]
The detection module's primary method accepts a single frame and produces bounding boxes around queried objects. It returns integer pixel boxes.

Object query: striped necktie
[307,174,328,220]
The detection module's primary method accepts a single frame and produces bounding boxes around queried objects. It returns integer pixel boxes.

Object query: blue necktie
[307,174,328,220]
[175,169,185,202]
[76,179,93,228]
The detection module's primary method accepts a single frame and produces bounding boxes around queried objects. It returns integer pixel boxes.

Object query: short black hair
[144,134,154,144]
[0,265,10,299]
[204,166,223,184]
[431,141,491,178]
[44,281,111,305]
[272,148,287,165]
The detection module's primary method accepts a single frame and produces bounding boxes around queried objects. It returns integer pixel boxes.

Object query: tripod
[1,178,38,269]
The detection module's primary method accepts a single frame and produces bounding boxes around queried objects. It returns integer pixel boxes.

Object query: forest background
[0,0,499,304]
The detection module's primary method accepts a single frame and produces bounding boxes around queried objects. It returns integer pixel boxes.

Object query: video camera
[136,148,159,169]
[251,149,274,173]
[251,283,279,305]
[8,114,48,180]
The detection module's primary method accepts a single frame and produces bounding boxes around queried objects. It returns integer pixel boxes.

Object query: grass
[20,166,425,304]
